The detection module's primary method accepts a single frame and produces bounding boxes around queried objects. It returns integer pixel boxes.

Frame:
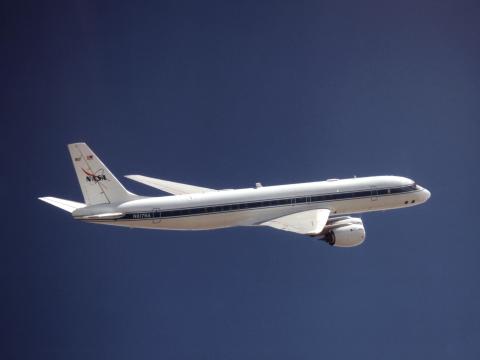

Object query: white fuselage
[72,176,431,230]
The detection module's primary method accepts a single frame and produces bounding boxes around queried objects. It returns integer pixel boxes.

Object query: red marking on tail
[81,168,95,177]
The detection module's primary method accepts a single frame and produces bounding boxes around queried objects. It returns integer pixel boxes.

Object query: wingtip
[125,175,143,180]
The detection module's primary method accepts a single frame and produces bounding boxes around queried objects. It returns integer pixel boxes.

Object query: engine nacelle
[322,217,366,247]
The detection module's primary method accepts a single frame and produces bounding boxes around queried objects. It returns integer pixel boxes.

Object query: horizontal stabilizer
[39,197,86,213]
[125,175,216,195]
[261,209,331,235]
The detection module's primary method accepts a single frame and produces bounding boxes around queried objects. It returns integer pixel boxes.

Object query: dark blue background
[2,1,479,359]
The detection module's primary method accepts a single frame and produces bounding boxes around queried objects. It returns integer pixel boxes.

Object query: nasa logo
[82,168,107,182]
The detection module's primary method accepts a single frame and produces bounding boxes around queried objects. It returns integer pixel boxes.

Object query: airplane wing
[261,209,330,235]
[125,175,216,195]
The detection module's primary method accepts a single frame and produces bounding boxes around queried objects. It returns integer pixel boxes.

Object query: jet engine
[317,216,366,247]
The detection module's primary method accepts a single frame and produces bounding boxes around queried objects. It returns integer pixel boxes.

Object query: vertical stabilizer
[68,143,136,205]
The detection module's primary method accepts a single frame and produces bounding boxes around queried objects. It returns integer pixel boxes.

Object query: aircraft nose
[423,188,431,202]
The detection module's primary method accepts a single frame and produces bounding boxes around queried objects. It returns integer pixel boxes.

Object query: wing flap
[125,175,216,195]
[261,209,331,235]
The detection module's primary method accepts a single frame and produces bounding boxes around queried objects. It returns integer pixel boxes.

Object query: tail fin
[68,143,137,205]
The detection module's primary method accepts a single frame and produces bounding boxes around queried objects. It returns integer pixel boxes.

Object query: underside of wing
[125,175,216,195]
[261,209,331,235]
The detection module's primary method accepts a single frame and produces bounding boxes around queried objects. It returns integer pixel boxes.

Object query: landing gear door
[371,186,379,201]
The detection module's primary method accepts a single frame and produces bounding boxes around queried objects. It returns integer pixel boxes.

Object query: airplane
[39,143,431,247]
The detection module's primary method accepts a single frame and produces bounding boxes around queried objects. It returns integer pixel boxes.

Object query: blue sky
[2,1,479,359]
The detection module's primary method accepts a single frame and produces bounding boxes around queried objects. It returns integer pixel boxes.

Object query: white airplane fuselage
[73,175,431,230]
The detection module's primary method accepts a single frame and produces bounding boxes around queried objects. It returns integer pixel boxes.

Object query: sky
[1,0,480,359]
